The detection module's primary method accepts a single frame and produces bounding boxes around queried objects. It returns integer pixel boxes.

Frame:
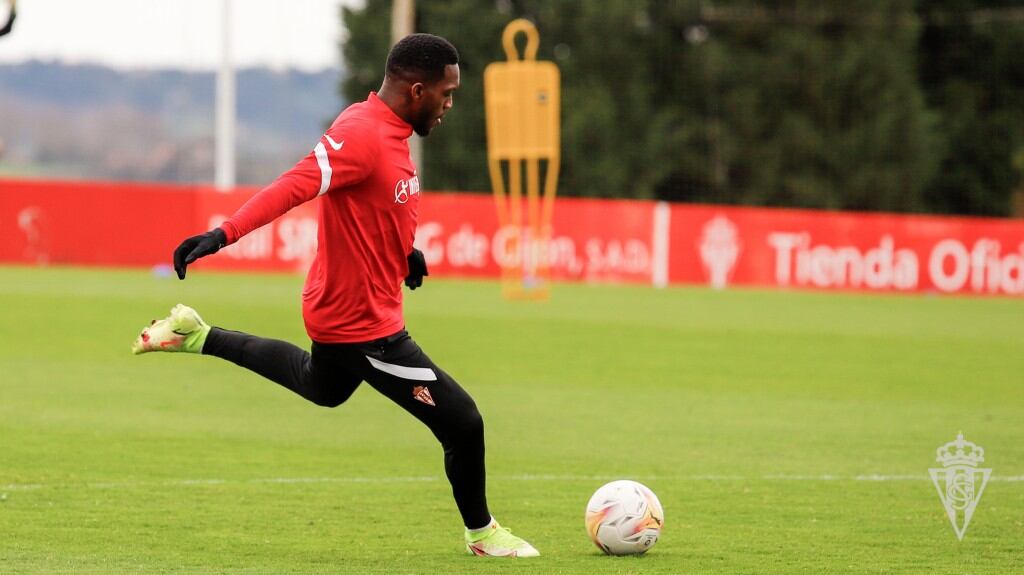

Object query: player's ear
[410,82,425,101]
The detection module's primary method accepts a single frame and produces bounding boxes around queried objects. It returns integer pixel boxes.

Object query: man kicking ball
[132,33,538,558]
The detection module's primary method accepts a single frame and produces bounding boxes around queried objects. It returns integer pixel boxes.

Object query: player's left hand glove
[405,248,428,290]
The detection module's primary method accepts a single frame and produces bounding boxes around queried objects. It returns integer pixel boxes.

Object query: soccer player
[131,34,539,558]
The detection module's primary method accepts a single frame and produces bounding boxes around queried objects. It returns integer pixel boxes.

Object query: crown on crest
[935,432,984,467]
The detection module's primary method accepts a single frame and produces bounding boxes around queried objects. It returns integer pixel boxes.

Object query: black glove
[173,228,227,280]
[404,248,429,290]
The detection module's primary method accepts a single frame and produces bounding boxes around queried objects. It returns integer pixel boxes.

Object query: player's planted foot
[465,519,539,558]
[131,304,211,355]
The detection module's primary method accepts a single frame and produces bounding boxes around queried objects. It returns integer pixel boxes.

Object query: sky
[0,0,362,71]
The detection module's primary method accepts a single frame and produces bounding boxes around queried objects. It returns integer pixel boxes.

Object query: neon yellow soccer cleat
[465,519,540,558]
[131,304,211,355]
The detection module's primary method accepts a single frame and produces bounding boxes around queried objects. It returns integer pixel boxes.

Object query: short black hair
[386,33,459,83]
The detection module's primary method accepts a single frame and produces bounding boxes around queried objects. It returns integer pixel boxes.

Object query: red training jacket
[219,92,421,343]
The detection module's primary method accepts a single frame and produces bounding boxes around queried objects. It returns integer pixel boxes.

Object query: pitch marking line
[2,474,1023,492]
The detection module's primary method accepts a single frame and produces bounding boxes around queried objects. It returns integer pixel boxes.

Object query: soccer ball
[585,479,664,555]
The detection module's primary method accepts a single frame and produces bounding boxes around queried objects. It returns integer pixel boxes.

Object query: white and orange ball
[585,479,664,555]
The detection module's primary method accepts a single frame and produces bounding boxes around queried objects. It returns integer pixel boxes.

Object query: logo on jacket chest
[394,175,420,204]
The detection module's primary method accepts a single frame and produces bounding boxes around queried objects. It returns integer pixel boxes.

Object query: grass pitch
[1,265,1022,574]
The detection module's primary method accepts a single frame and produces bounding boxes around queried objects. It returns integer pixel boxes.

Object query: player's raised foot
[465,519,539,558]
[131,304,211,355]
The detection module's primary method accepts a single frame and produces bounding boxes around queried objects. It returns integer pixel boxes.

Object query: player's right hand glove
[173,228,227,280]
[405,248,429,290]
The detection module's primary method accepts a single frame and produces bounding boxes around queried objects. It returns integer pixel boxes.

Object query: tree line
[342,0,1024,217]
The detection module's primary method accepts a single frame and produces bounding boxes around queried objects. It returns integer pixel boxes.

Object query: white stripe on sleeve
[314,142,332,196]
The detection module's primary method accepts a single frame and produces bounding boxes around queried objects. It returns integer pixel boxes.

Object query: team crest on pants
[413,385,435,406]
[929,432,991,540]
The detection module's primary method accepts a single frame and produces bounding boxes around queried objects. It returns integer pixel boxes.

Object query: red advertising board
[411,194,656,284]
[0,179,198,267]
[2,178,1023,296]
[671,205,1024,296]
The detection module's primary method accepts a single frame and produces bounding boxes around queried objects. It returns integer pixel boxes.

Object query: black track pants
[202,327,490,529]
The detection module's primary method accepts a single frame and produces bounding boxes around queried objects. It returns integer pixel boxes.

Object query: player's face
[411,64,460,137]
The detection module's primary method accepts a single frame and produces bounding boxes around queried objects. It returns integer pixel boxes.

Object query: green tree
[667,0,938,211]
[343,1,996,215]
[916,0,1024,216]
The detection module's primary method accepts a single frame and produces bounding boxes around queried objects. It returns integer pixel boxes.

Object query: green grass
[1,265,1022,574]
